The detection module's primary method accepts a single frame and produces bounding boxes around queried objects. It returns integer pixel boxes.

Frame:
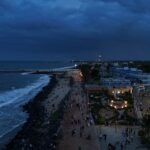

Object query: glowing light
[80,72,83,77]
[111,100,114,103]
[117,91,120,94]
[124,101,128,104]
[114,106,117,109]
[74,64,78,67]
[90,95,94,98]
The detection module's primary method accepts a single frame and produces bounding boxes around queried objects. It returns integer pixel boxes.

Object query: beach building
[111,66,150,89]
[111,66,143,77]
[100,77,131,109]
[100,77,131,87]
[109,100,128,109]
[100,77,132,96]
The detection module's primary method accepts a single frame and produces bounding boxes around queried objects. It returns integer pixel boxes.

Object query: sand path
[58,70,99,150]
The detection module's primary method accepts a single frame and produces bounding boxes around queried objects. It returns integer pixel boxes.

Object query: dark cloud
[101,0,150,13]
[0,0,150,60]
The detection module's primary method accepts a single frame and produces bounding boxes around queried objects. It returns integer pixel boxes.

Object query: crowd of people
[58,72,141,150]
[62,82,97,150]
[98,127,137,150]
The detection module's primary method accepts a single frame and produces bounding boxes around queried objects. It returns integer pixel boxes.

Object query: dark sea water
[0,61,74,71]
[0,61,74,144]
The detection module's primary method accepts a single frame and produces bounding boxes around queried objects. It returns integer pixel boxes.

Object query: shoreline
[4,74,58,150]
[0,122,24,150]
[5,72,71,150]
[0,74,51,149]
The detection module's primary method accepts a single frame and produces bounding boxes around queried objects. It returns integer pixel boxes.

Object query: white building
[100,78,131,88]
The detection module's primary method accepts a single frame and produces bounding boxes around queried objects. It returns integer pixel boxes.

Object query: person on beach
[99,133,103,141]
[103,134,107,141]
[72,129,76,136]
[80,125,84,132]
[120,143,124,150]
[80,131,82,137]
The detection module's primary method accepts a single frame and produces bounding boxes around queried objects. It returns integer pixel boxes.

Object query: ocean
[0,61,74,146]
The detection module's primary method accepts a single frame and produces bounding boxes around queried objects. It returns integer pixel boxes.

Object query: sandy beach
[5,72,72,150]
[4,69,100,150]
[43,77,71,117]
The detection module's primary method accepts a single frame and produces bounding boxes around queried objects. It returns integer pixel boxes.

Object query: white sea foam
[0,120,26,139]
[51,65,74,71]
[21,72,33,75]
[0,75,50,140]
[0,75,50,108]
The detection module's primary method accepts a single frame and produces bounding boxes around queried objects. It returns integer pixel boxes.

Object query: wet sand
[0,123,24,150]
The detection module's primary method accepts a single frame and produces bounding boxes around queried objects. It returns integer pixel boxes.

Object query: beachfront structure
[109,87,133,96]
[111,66,150,88]
[111,66,143,77]
[109,100,128,109]
[128,73,150,86]
[133,83,145,93]
[100,78,131,88]
[100,78,132,96]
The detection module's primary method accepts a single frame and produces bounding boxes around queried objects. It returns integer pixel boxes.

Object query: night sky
[0,0,150,60]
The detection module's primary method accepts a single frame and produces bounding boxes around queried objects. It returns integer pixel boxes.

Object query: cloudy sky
[0,0,150,60]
